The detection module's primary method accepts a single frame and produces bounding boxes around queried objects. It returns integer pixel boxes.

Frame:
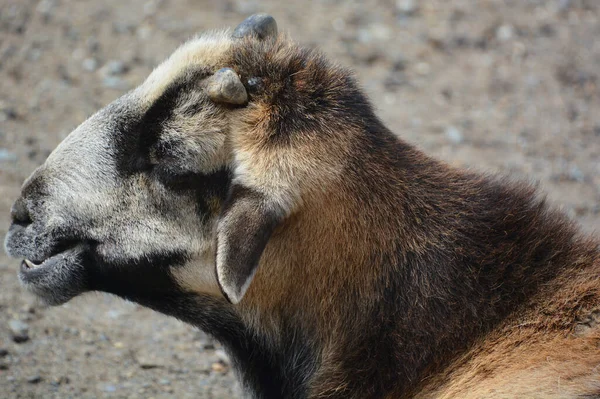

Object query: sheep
[4,14,600,398]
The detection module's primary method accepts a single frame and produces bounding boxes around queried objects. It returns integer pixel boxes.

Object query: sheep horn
[206,68,248,105]
[232,14,278,40]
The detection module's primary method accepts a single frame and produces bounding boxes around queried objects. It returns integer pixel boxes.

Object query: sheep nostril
[10,198,32,226]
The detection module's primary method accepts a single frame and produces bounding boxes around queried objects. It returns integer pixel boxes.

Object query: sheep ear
[216,185,282,304]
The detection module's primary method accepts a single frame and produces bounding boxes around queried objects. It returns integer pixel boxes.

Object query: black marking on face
[113,68,212,178]
[144,166,232,227]
[87,248,188,300]
[155,167,232,222]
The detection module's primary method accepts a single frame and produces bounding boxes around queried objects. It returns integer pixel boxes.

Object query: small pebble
[27,375,42,384]
[136,351,165,369]
[496,24,514,41]
[0,103,17,121]
[143,0,159,16]
[396,0,418,15]
[36,0,56,18]
[567,165,584,182]
[0,149,17,163]
[137,25,152,40]
[86,37,100,53]
[8,319,29,343]
[103,60,128,76]
[112,21,135,35]
[82,58,98,72]
[331,18,345,32]
[392,55,408,72]
[51,376,70,386]
[445,126,464,145]
[0,348,9,357]
[558,0,572,12]
[415,62,431,76]
[21,304,36,314]
[211,362,227,373]
[103,384,117,393]
[103,76,129,90]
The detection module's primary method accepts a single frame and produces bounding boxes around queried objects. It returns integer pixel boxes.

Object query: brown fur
[417,263,600,398]
[220,35,600,397]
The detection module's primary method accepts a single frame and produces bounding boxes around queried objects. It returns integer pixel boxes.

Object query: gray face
[4,44,234,305]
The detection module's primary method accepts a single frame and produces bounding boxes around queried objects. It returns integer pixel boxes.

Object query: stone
[211,362,227,373]
[136,350,165,369]
[51,376,70,386]
[8,319,29,343]
[396,0,418,15]
[558,0,572,12]
[102,76,129,90]
[103,60,128,76]
[445,126,464,145]
[36,0,56,21]
[496,24,514,41]
[0,149,17,163]
[567,165,584,182]
[102,384,117,393]
[82,58,98,72]
[415,62,431,76]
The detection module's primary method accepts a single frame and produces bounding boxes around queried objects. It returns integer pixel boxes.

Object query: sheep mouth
[20,251,71,275]
[18,244,89,306]
[21,257,54,273]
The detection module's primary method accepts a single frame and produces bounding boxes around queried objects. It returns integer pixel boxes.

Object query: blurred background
[0,0,599,397]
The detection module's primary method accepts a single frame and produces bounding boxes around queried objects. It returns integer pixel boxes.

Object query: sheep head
[4,14,359,306]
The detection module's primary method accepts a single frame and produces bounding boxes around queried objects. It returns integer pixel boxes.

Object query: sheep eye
[247,77,264,93]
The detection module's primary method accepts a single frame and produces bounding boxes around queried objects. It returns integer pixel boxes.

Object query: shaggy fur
[225,35,600,398]
[5,15,600,398]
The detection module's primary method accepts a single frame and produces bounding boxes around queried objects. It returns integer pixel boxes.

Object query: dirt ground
[0,0,599,398]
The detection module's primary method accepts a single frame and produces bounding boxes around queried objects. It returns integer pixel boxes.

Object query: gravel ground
[1,0,599,398]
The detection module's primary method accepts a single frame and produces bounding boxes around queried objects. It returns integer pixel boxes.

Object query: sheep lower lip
[17,245,88,306]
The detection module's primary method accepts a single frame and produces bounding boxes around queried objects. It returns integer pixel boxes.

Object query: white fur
[137,30,233,106]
